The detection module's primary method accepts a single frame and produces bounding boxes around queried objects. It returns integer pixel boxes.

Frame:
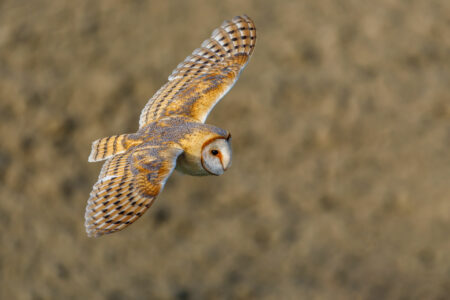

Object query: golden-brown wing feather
[85,145,182,237]
[139,15,256,127]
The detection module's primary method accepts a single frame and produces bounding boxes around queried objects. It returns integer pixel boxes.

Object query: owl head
[201,134,232,176]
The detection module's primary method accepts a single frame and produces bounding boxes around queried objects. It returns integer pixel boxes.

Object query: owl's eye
[211,150,219,156]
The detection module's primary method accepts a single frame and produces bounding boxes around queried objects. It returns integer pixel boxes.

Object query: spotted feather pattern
[85,146,182,237]
[139,15,256,127]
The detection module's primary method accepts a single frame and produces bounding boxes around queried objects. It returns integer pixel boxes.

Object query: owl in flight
[85,15,256,237]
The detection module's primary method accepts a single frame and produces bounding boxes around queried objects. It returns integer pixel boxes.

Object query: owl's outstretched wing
[85,145,182,237]
[139,15,256,127]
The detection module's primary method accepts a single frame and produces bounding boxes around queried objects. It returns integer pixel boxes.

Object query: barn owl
[85,15,256,237]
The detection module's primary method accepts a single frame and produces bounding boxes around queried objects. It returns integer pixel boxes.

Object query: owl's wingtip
[88,139,99,162]
[232,14,253,21]
[86,231,96,238]
[85,222,102,238]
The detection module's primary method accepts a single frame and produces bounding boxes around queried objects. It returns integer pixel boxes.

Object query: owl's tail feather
[88,134,129,162]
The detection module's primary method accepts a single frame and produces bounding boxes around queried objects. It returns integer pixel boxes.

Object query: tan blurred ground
[1,0,449,299]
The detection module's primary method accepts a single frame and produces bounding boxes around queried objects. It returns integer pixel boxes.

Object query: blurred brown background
[1,0,449,299]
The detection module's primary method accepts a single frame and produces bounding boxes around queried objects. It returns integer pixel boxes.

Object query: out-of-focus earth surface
[1,0,449,299]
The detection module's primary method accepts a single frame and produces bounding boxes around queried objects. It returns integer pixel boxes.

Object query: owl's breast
[175,152,209,176]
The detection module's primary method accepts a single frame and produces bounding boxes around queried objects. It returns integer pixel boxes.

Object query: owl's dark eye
[211,150,219,156]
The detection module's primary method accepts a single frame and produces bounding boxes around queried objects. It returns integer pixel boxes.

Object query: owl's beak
[222,161,228,171]
[220,152,231,171]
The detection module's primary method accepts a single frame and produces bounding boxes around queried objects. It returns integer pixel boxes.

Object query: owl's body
[85,15,256,237]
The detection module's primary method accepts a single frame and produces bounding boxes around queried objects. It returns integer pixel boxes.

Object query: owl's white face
[201,137,232,176]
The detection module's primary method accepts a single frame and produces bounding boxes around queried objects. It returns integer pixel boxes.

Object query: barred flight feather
[139,15,256,126]
[85,146,182,237]
[88,134,129,162]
